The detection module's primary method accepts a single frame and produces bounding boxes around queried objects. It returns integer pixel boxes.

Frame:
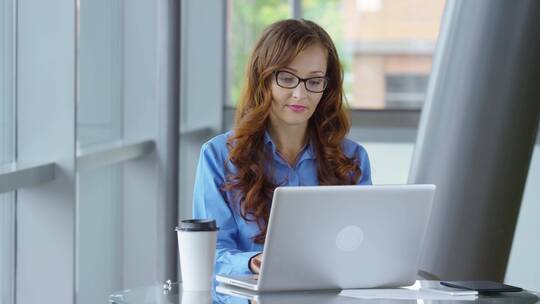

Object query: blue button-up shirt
[192,131,372,276]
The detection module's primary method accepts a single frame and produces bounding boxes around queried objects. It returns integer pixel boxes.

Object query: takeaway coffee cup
[176,219,219,291]
[181,290,212,304]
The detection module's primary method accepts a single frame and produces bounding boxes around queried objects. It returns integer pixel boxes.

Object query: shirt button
[290,171,299,186]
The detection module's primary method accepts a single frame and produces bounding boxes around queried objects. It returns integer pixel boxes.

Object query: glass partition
[76,0,164,302]
[0,0,15,302]
[76,0,124,303]
[77,0,123,149]
[1,0,14,164]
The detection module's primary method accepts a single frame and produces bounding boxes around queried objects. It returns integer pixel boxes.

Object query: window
[0,0,14,165]
[76,0,177,303]
[222,0,442,186]
[0,0,176,302]
[385,74,429,109]
[227,0,291,106]
[304,0,446,109]
[227,0,445,110]
[76,1,125,302]
[1,0,15,302]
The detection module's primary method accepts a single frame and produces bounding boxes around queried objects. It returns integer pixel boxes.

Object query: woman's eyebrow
[283,67,325,75]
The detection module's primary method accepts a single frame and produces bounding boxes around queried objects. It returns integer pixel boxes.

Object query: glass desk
[109,280,540,304]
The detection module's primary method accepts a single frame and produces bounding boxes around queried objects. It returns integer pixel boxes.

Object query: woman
[192,19,372,276]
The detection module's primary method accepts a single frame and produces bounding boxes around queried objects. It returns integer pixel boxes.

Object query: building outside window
[227,0,445,110]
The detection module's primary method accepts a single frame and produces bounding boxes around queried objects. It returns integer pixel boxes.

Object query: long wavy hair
[223,19,362,244]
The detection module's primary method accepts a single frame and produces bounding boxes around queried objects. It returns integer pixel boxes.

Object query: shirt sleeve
[356,145,373,185]
[192,142,261,276]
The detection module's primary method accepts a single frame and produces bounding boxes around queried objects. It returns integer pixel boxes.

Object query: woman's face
[269,44,328,129]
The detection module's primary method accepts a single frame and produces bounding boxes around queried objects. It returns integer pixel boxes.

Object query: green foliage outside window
[302,0,353,104]
[229,0,290,105]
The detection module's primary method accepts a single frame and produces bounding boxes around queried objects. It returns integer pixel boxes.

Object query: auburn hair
[223,19,362,244]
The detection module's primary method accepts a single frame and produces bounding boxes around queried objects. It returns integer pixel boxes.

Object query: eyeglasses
[274,70,329,93]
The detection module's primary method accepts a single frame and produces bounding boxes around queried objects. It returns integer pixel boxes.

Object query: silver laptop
[216,284,344,304]
[216,184,436,292]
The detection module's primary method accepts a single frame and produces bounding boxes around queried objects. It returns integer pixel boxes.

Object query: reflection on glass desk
[109,280,540,304]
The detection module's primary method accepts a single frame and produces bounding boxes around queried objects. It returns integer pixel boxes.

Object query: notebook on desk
[216,184,436,292]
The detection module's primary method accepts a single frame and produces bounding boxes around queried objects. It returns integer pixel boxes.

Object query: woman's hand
[249,253,263,274]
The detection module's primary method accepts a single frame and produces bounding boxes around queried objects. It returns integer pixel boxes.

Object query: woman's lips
[287,105,307,112]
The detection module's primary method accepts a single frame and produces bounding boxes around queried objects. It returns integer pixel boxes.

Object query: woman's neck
[267,122,309,166]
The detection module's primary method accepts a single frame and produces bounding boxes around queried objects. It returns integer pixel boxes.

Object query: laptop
[216,184,436,292]
[216,284,343,304]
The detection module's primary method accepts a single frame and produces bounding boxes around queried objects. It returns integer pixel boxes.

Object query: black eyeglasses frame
[273,70,329,93]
